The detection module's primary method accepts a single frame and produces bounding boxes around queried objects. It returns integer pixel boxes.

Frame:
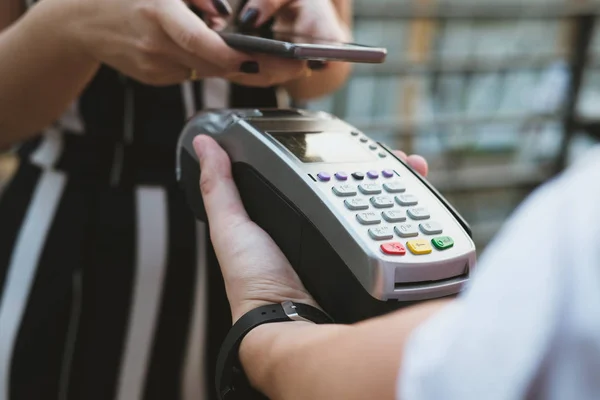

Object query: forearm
[0,0,99,148]
[240,299,452,400]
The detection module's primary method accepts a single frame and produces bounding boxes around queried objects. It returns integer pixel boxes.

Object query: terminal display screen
[270,131,375,163]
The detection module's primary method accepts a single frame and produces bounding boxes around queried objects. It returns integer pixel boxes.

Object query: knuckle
[136,2,158,20]
[139,62,157,78]
[260,80,276,88]
[137,62,164,85]
[244,73,276,88]
[174,28,202,53]
[199,172,217,196]
[212,216,253,249]
[219,54,243,72]
[136,36,162,57]
[264,74,280,87]
[223,214,250,234]
[248,80,271,88]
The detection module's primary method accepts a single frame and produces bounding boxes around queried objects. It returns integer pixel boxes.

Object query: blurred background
[302,0,600,251]
[2,0,600,252]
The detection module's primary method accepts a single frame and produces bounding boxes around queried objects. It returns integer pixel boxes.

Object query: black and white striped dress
[0,1,282,399]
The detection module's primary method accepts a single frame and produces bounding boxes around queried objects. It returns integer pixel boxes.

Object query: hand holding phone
[218,31,388,64]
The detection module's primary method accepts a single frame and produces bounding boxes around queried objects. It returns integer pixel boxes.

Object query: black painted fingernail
[240,61,259,74]
[239,8,259,28]
[212,0,232,16]
[308,60,328,71]
[189,5,202,17]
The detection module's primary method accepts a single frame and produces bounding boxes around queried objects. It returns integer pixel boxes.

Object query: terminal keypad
[323,168,454,256]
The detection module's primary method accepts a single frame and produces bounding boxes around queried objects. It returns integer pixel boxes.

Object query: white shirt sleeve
[397,145,600,400]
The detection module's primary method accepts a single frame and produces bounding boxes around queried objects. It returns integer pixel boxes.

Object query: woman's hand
[58,0,307,86]
[193,134,429,322]
[234,0,353,98]
[237,0,351,47]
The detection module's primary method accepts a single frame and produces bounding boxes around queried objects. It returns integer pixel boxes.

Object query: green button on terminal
[432,236,454,250]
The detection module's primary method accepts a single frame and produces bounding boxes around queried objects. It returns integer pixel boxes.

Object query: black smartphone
[218,30,387,64]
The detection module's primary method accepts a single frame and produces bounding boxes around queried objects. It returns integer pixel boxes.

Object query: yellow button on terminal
[407,239,432,255]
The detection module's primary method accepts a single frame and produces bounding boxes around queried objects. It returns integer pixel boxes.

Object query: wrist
[239,319,349,398]
[230,290,320,323]
[213,300,329,399]
[239,321,314,394]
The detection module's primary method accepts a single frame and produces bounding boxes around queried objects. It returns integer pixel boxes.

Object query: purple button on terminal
[317,172,331,182]
[335,172,348,181]
[382,169,394,178]
[367,170,379,179]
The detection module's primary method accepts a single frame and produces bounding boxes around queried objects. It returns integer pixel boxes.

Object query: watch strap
[280,301,333,324]
[215,302,333,399]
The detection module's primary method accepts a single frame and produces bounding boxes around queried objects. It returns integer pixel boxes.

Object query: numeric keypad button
[382,210,406,222]
[395,223,419,238]
[395,194,418,206]
[407,207,430,220]
[419,221,442,234]
[370,196,394,208]
[380,242,406,256]
[332,184,357,197]
[432,236,454,250]
[356,212,381,225]
[335,172,348,181]
[383,182,406,193]
[344,198,369,211]
[317,172,330,182]
[358,183,382,195]
[367,170,379,179]
[407,239,432,255]
[368,226,394,240]
[382,169,394,178]
[352,172,365,180]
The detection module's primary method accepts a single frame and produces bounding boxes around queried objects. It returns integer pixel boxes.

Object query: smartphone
[218,30,387,64]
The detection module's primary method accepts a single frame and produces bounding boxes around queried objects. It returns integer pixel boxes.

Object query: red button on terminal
[381,242,406,256]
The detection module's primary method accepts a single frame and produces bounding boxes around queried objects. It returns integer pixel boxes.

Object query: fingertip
[193,134,233,172]
[238,0,284,27]
[393,150,408,161]
[407,154,429,177]
[207,16,228,31]
[238,6,260,28]
[192,135,208,162]
[212,0,233,16]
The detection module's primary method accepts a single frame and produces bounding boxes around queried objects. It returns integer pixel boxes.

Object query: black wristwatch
[215,301,334,400]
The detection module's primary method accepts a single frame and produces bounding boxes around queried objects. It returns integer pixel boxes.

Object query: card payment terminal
[177,108,477,324]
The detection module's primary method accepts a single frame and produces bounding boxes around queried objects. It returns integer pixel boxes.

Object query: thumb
[192,135,250,229]
[157,0,247,71]
[406,155,429,177]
